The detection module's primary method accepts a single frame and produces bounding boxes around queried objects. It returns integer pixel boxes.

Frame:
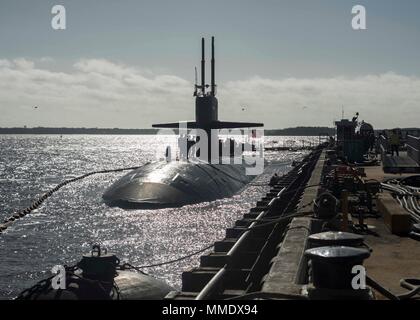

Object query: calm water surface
[0,135,315,299]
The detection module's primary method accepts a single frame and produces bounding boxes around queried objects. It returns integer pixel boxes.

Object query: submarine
[103,37,263,208]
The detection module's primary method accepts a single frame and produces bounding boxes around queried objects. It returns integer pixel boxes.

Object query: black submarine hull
[103,160,256,208]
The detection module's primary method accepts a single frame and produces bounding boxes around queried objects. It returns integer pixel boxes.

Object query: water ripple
[0,134,314,299]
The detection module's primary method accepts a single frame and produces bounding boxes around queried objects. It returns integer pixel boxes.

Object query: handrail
[227,189,286,259]
[194,268,227,300]
[378,134,388,160]
[407,135,420,164]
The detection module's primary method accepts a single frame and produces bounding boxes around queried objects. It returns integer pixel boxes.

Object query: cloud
[12,58,35,70]
[0,58,419,129]
[74,59,136,78]
[220,74,420,128]
[0,58,192,128]
[0,59,12,68]
[39,57,55,63]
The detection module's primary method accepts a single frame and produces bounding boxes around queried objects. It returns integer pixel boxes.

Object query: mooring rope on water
[120,244,216,270]
[118,197,318,272]
[0,156,316,234]
[11,151,326,301]
[2,153,321,277]
[0,164,147,234]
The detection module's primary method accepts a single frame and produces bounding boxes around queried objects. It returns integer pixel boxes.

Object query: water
[0,135,315,299]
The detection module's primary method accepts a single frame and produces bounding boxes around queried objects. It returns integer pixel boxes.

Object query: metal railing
[378,135,389,160]
[407,135,420,165]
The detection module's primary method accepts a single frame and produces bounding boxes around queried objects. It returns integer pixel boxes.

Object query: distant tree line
[0,126,338,136]
[265,127,336,136]
[0,127,158,135]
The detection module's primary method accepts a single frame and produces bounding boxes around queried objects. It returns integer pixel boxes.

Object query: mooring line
[0,165,146,234]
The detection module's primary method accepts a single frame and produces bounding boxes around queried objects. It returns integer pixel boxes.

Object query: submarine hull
[103,160,256,208]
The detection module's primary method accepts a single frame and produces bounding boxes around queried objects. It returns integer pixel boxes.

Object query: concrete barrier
[261,151,326,296]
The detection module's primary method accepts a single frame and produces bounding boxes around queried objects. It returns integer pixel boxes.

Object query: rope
[117,159,320,271]
[0,164,148,234]
[118,198,317,271]
[225,291,308,300]
[0,158,318,235]
[366,276,420,301]
[119,244,215,270]
[241,211,314,231]
[381,180,420,223]
[13,149,324,300]
[6,151,320,270]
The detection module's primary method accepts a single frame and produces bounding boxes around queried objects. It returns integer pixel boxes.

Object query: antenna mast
[211,36,216,96]
[201,38,205,96]
[194,67,198,96]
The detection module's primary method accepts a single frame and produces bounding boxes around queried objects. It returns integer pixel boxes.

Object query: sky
[0,0,419,129]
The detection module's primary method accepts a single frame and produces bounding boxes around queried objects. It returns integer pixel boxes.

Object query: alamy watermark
[352,5,367,30]
[50,4,368,31]
[351,265,367,290]
[154,125,265,176]
[51,5,66,30]
[50,263,367,292]
[51,264,66,290]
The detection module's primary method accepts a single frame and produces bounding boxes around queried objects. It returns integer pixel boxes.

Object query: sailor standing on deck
[389,129,400,157]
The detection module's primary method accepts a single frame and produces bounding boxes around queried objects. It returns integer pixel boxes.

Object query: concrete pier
[261,150,326,297]
[166,145,420,300]
[166,147,325,300]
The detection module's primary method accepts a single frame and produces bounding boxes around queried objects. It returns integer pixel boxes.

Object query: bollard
[304,246,372,299]
[308,231,364,248]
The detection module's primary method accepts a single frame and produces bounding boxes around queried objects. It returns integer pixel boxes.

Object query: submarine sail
[103,37,263,208]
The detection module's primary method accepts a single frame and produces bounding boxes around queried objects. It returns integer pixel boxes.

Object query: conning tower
[152,37,263,132]
[195,37,218,128]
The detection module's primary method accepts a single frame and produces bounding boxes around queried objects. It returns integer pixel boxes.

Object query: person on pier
[389,129,400,157]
